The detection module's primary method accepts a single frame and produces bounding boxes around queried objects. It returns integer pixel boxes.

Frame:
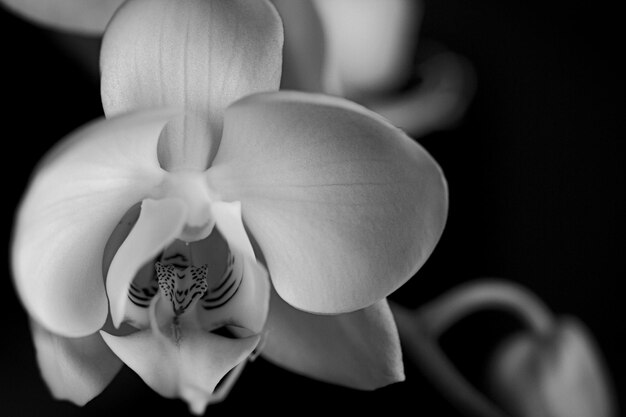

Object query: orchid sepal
[31,320,123,406]
[262,291,404,390]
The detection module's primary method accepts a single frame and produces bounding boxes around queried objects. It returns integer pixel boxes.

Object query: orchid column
[12,0,448,414]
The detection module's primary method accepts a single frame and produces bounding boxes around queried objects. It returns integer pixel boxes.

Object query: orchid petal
[313,0,421,97]
[101,320,260,414]
[262,291,404,390]
[106,198,187,328]
[197,201,269,335]
[271,0,326,92]
[100,0,283,171]
[208,92,448,314]
[12,110,174,337]
[31,320,122,405]
[0,0,123,34]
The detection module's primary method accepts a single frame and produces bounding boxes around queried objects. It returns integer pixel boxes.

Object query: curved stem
[418,278,554,339]
[368,48,476,137]
[391,279,555,417]
[392,302,510,417]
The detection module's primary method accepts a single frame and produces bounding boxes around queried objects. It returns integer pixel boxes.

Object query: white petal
[12,109,174,337]
[208,92,448,314]
[106,198,187,328]
[262,292,404,390]
[100,0,283,171]
[198,201,270,335]
[31,320,122,405]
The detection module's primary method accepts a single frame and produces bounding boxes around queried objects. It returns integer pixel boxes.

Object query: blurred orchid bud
[489,317,616,417]
[313,0,421,98]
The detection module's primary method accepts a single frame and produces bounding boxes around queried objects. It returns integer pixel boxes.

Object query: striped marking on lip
[201,253,242,310]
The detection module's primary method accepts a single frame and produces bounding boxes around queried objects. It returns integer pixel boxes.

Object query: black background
[1,1,624,415]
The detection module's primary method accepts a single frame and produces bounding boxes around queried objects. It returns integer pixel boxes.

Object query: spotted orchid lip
[100,198,270,415]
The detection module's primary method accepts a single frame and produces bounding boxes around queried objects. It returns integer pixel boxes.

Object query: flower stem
[391,279,555,417]
[418,278,554,338]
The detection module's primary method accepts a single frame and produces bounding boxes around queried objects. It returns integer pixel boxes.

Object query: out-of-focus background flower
[1,1,623,415]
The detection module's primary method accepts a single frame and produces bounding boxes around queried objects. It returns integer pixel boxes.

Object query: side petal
[101,326,260,415]
[106,198,187,328]
[199,201,270,335]
[12,109,173,337]
[31,320,123,405]
[100,0,284,171]
[0,0,124,34]
[262,290,404,390]
[208,92,448,314]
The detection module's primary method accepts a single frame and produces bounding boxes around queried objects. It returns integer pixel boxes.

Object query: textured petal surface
[208,92,448,314]
[12,110,173,337]
[100,0,283,171]
[101,323,259,414]
[0,0,123,34]
[106,198,187,328]
[31,320,122,405]
[262,292,404,390]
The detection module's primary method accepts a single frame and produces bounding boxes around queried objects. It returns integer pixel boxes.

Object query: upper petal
[12,109,174,337]
[0,0,123,34]
[208,92,448,314]
[100,0,284,171]
[262,291,404,390]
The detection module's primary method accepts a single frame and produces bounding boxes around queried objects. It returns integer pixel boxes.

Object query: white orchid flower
[11,0,448,414]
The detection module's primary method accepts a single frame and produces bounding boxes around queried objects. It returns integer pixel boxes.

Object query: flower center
[151,237,242,321]
[158,171,217,242]
[156,263,209,317]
